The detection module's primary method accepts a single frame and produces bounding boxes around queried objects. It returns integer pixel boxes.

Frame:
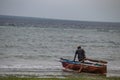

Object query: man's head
[77,46,81,49]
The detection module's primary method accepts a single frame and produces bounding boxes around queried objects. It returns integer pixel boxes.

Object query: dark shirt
[74,49,86,61]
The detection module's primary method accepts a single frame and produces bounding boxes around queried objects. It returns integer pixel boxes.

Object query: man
[73,46,86,62]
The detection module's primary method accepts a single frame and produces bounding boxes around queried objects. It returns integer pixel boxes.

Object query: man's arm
[73,51,77,61]
[81,49,86,62]
[83,49,86,58]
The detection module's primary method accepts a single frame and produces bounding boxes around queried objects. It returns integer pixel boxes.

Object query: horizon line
[0,14,120,23]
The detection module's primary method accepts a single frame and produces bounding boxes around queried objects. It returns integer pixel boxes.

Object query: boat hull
[60,58,107,74]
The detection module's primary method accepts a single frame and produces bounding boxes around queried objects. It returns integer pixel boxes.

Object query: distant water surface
[0,20,120,77]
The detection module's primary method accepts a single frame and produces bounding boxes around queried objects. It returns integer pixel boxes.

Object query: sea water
[0,19,120,77]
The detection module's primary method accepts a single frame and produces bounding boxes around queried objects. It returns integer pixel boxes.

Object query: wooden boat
[60,58,107,74]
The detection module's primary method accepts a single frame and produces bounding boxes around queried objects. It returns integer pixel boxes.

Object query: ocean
[0,15,120,77]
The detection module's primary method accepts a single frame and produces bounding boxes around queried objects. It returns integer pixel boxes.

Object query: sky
[0,0,120,22]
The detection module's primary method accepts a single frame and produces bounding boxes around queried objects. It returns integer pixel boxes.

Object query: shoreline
[0,71,119,78]
[0,68,120,77]
[0,73,120,80]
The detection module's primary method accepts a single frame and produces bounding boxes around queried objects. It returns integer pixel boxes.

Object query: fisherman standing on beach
[73,46,86,62]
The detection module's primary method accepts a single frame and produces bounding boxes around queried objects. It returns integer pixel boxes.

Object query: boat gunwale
[60,58,106,67]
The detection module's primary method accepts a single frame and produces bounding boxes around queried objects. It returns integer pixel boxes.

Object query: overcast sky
[0,0,120,22]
